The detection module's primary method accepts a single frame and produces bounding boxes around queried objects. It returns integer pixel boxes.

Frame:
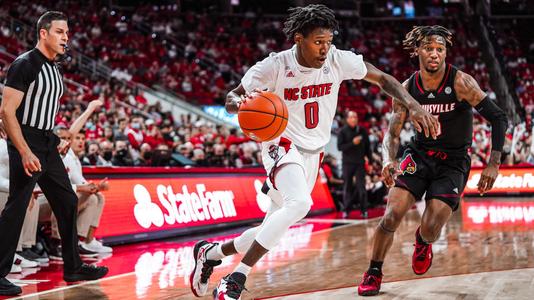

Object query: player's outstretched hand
[88,99,104,111]
[409,106,440,140]
[382,161,400,188]
[238,88,267,110]
[477,164,499,195]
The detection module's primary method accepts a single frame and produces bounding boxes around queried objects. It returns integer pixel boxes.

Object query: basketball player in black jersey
[358,25,508,296]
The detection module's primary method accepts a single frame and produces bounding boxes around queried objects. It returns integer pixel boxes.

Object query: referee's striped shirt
[4,48,64,131]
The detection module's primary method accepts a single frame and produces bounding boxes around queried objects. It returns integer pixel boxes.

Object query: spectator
[112,140,134,166]
[134,143,153,166]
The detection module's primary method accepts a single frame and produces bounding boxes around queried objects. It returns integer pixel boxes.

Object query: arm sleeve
[474,96,508,152]
[332,47,367,80]
[241,54,278,93]
[5,59,33,92]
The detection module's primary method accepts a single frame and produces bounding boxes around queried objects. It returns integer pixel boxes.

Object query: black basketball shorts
[394,143,471,211]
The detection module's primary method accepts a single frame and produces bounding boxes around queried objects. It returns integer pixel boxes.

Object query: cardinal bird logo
[400,154,417,175]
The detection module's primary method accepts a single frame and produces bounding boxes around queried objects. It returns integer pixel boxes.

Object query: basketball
[238,91,288,142]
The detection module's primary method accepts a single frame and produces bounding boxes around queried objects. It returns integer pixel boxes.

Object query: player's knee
[382,209,404,231]
[86,194,99,207]
[97,193,105,205]
[285,196,312,221]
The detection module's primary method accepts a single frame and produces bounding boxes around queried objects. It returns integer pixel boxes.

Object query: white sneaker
[189,240,221,297]
[10,263,22,274]
[213,273,247,300]
[82,239,113,254]
[14,253,39,268]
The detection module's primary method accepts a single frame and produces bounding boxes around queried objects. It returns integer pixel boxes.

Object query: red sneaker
[412,228,433,275]
[357,271,382,296]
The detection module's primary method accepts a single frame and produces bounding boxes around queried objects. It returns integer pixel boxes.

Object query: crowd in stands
[1,2,534,210]
[491,19,534,116]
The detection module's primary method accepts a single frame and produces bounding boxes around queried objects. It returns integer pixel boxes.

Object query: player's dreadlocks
[283,4,338,41]
[403,25,453,57]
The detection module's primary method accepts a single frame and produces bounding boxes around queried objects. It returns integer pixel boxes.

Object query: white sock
[206,243,225,260]
[233,262,252,276]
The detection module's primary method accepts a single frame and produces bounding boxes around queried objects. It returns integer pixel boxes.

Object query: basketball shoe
[213,273,247,300]
[190,240,222,297]
[412,227,433,275]
[357,270,382,296]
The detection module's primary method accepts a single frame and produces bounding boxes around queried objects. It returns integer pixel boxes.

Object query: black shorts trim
[425,195,460,211]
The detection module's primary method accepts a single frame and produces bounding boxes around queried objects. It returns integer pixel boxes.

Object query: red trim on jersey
[279,137,292,153]
[415,72,425,94]
[437,64,451,94]
[318,152,325,176]
[269,137,293,190]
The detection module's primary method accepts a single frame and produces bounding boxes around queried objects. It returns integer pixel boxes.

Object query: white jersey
[242,45,367,150]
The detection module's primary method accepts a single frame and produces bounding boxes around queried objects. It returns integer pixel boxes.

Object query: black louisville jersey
[407,64,472,154]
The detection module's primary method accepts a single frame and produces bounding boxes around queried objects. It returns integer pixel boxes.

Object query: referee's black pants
[342,162,368,214]
[0,127,82,277]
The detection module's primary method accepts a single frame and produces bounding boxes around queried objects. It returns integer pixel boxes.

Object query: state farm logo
[133,184,237,229]
[466,172,534,191]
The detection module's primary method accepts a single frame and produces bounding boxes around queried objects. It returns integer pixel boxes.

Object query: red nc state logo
[400,154,417,175]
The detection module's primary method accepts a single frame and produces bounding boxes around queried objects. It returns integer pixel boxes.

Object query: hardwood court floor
[5,197,534,299]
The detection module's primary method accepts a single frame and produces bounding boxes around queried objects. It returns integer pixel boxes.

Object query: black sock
[416,228,429,245]
[230,272,247,286]
[368,260,383,275]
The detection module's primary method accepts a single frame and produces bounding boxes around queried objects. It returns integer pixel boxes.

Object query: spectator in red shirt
[225,128,250,148]
[126,116,145,150]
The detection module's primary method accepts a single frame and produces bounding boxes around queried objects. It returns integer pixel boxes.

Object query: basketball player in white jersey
[189,5,439,299]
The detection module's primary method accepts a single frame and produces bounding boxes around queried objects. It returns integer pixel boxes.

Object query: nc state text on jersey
[284,83,333,101]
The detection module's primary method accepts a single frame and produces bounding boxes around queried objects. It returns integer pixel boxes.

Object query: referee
[0,11,108,295]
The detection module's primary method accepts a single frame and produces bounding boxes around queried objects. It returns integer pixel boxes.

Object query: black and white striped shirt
[4,48,64,131]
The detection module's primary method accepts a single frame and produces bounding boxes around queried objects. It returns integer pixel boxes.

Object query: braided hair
[403,25,453,57]
[282,4,338,41]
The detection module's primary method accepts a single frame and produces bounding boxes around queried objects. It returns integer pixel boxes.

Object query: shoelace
[225,277,248,298]
[200,260,222,283]
[362,274,378,286]
[414,244,428,261]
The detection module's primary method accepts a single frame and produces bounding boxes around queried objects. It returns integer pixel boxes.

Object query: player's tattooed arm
[454,71,486,107]
[225,84,247,114]
[455,70,505,167]
[363,62,439,139]
[456,71,507,194]
[363,63,419,109]
[383,99,408,164]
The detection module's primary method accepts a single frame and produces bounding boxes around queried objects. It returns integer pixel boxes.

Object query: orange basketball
[238,91,288,142]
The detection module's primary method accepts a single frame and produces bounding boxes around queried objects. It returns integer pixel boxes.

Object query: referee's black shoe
[63,263,109,282]
[0,277,22,296]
